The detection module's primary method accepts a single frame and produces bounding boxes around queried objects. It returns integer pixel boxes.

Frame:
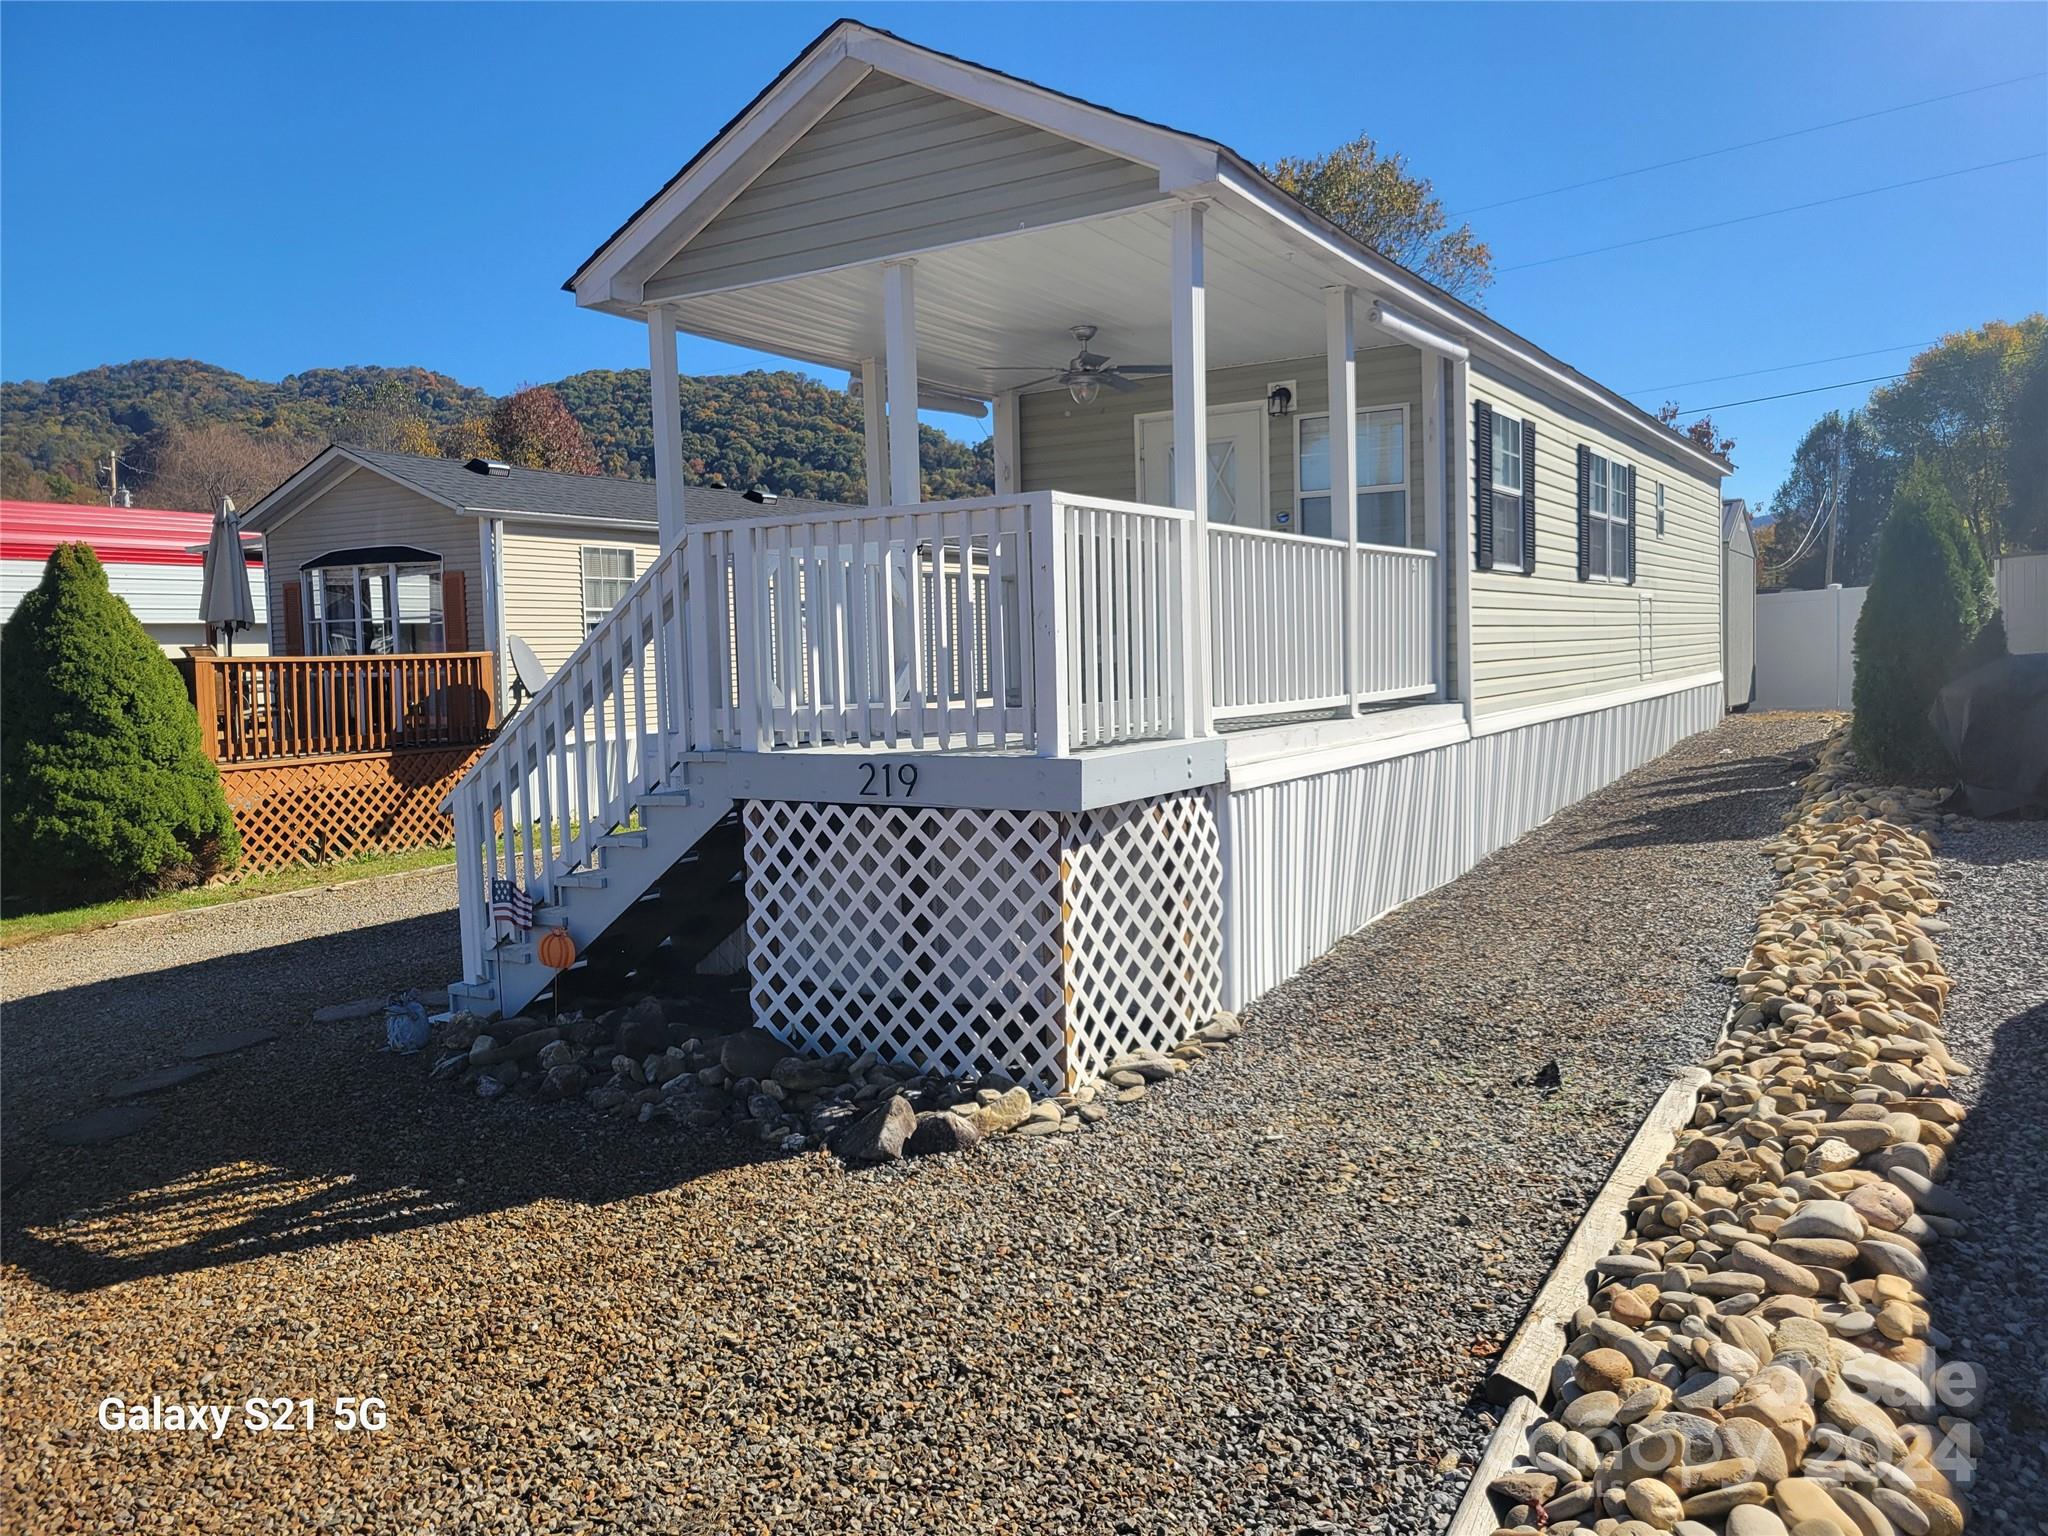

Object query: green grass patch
[0,846,458,949]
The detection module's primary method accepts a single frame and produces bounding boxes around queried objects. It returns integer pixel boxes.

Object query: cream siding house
[442,21,1735,1085]
[241,445,836,703]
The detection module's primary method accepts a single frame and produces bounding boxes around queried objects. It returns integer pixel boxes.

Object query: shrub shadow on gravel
[1926,818,2048,1509]
[1565,745,1821,853]
[2,919,785,1297]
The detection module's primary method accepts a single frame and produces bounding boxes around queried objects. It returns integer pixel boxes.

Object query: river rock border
[1478,728,1981,1536]
[427,1003,1244,1163]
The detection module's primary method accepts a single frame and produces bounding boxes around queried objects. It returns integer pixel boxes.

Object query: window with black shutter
[1579,448,1631,581]
[1485,408,1527,571]
[1474,401,1495,571]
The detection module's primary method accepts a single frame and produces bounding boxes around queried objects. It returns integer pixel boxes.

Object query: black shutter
[1474,401,1495,571]
[1521,418,1538,575]
[1575,444,1593,582]
[1623,466,1638,583]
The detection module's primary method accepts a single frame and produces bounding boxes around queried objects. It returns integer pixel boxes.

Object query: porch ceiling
[667,199,1404,399]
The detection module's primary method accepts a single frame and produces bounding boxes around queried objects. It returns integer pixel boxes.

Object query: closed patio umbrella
[199,495,256,653]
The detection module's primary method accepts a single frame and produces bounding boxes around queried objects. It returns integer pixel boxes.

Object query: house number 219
[857,761,919,799]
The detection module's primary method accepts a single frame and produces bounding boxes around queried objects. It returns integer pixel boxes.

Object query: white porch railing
[1208,526,1439,719]
[451,488,1442,986]
[1349,542,1440,703]
[1208,525,1349,721]
[687,492,1194,756]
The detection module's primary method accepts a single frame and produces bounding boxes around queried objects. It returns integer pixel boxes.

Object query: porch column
[646,303,687,550]
[1171,200,1211,737]
[1326,285,1359,713]
[1449,356,1476,725]
[883,260,922,506]
[992,389,1021,496]
[1422,353,1448,700]
[860,357,891,508]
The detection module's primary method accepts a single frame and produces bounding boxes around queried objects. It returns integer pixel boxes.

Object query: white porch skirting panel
[1219,678,1722,1009]
[742,789,1221,1089]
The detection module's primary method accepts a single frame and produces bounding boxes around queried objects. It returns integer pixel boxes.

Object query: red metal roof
[0,500,260,567]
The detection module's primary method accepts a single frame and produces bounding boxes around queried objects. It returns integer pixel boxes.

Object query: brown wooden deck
[188,651,497,873]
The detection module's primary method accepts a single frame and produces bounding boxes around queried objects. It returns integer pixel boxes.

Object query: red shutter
[441,569,468,652]
[280,580,305,654]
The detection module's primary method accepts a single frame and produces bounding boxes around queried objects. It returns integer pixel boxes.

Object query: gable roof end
[567,18,1731,479]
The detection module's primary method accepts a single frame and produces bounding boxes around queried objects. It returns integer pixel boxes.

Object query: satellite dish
[505,634,550,718]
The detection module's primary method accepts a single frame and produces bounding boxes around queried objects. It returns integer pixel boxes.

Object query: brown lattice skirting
[216,747,485,875]
[742,789,1223,1090]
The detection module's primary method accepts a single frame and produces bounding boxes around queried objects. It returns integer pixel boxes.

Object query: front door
[1137,403,1267,526]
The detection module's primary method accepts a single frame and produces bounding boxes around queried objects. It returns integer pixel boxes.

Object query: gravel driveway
[3,714,1831,1535]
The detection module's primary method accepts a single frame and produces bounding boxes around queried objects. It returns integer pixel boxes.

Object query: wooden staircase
[448,759,734,1019]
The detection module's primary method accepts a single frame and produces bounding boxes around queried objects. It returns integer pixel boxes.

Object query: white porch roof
[567,20,1728,476]
[667,199,1382,399]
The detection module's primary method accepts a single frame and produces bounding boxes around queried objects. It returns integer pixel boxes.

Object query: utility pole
[101,450,119,507]
[1822,419,1846,588]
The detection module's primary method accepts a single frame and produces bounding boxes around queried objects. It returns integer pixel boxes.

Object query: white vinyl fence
[1754,584,1865,711]
[1998,552,2048,655]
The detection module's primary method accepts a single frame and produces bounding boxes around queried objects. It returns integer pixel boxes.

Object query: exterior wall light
[1267,385,1294,418]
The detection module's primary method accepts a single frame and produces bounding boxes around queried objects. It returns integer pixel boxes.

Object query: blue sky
[3,2,2043,509]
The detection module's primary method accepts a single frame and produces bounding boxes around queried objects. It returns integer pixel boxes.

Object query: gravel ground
[2,714,1829,1536]
[1927,816,2048,1526]
[0,865,460,1114]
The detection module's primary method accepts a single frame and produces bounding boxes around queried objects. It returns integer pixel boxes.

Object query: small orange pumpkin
[536,926,577,971]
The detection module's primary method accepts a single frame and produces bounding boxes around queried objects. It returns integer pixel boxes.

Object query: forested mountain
[0,358,993,508]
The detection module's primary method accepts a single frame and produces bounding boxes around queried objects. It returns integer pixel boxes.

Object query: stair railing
[451,541,694,988]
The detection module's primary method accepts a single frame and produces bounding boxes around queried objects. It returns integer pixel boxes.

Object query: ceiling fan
[992,325,1171,405]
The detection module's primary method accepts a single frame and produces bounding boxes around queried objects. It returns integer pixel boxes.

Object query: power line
[1624,342,1935,397]
[1500,153,2047,272]
[1683,373,1908,414]
[1455,70,2046,216]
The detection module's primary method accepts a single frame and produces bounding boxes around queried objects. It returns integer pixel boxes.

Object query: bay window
[303,549,444,654]
[1297,404,1410,544]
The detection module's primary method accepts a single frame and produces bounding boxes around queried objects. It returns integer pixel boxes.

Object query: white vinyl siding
[651,73,1161,299]
[1467,359,1722,719]
[256,468,482,652]
[1020,348,1428,543]
[499,522,661,677]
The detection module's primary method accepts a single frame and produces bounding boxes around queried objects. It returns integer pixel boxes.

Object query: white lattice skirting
[743,791,1222,1090]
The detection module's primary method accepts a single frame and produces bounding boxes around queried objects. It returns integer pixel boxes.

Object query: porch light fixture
[1068,375,1101,406]
[1266,385,1294,418]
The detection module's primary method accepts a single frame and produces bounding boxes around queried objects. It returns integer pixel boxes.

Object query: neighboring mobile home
[0,499,267,654]
[239,445,838,704]
[444,21,1734,1091]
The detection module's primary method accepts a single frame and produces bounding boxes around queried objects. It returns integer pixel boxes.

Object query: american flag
[490,878,534,930]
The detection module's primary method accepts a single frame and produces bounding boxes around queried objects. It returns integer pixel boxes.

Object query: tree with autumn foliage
[1866,316,2043,563]
[1656,402,1735,461]
[1261,133,1492,300]
[487,386,600,475]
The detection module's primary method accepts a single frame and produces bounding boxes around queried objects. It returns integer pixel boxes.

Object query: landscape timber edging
[1485,1056,1719,1406]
